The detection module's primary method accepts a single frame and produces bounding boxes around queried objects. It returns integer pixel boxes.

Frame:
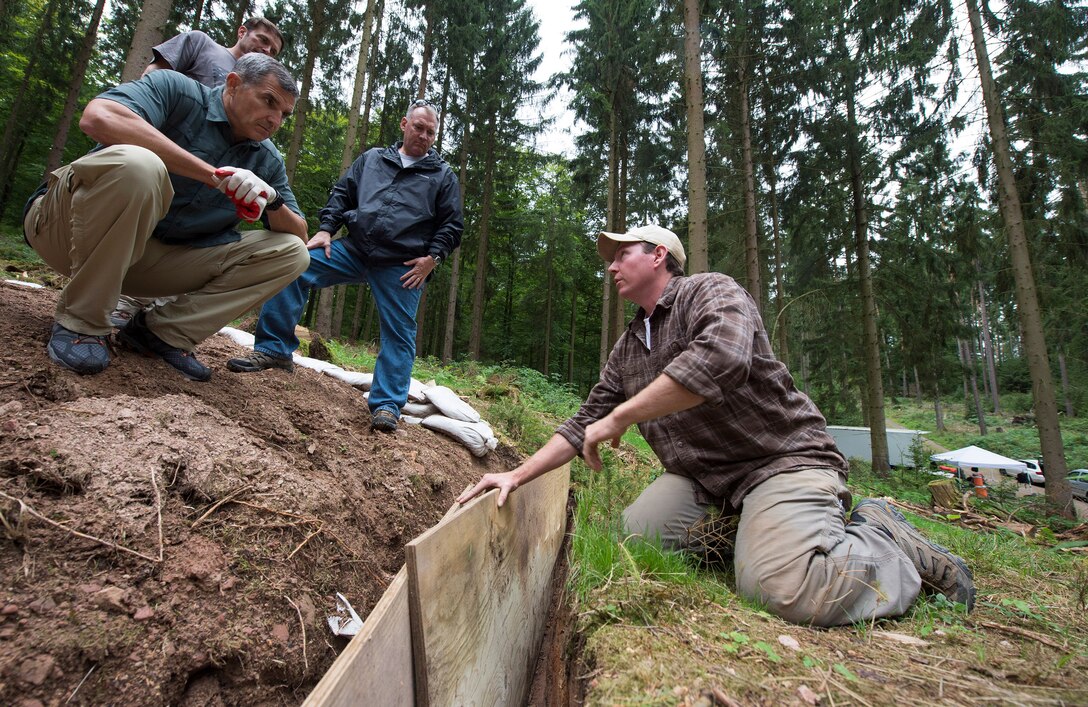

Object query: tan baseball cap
[597,224,687,269]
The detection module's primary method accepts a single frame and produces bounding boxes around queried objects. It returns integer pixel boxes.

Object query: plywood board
[407,465,570,707]
[303,498,469,707]
[302,567,414,707]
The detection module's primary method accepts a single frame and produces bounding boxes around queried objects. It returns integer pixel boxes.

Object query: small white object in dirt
[2,279,44,289]
[401,415,424,425]
[218,327,255,347]
[423,386,481,423]
[327,592,364,637]
[421,415,497,457]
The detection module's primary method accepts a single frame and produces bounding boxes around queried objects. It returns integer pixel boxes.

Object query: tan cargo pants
[623,468,922,626]
[23,145,309,350]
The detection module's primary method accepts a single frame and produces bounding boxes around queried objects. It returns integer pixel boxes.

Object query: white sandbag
[421,415,497,457]
[293,355,342,374]
[218,327,255,347]
[324,368,373,389]
[400,415,424,425]
[407,377,428,402]
[2,279,44,289]
[402,400,440,418]
[423,386,481,423]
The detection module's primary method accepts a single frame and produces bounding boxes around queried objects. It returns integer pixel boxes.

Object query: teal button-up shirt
[96,70,302,248]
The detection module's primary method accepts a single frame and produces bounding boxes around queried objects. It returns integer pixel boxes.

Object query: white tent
[929,446,1027,473]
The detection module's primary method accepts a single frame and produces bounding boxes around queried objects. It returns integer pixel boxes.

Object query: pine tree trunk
[350,285,367,343]
[315,287,333,338]
[441,124,468,362]
[120,0,172,82]
[340,0,378,172]
[417,0,435,97]
[1059,351,1073,418]
[285,0,326,181]
[355,0,384,156]
[768,169,787,362]
[230,1,249,33]
[845,83,888,473]
[44,0,107,176]
[543,227,554,375]
[933,381,945,433]
[332,284,347,337]
[468,113,496,359]
[976,278,1000,413]
[967,0,1071,516]
[682,0,708,274]
[962,339,987,436]
[568,288,577,385]
[738,48,760,310]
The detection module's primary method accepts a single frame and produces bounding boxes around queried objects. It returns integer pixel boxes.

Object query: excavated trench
[526,496,586,706]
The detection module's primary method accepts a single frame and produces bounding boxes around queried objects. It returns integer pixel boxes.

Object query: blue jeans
[253,240,422,416]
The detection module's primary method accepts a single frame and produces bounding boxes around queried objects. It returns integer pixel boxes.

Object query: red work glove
[214,168,276,222]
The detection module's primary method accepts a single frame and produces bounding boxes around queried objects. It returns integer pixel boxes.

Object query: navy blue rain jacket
[318,143,463,265]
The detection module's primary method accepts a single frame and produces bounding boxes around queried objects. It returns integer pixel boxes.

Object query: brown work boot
[850,499,975,610]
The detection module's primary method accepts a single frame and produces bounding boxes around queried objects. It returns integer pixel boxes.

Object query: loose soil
[0,281,520,706]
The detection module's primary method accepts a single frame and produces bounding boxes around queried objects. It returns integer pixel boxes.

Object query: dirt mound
[0,282,516,705]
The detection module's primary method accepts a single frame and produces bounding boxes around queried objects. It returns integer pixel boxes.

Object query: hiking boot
[370,408,398,433]
[850,499,975,610]
[47,323,110,374]
[117,312,211,382]
[226,351,295,373]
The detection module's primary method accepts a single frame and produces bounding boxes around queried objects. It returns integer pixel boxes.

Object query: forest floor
[0,280,519,706]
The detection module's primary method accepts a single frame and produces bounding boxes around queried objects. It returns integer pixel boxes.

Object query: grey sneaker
[226,351,295,373]
[370,408,398,433]
[117,311,211,382]
[47,323,110,374]
[850,499,975,610]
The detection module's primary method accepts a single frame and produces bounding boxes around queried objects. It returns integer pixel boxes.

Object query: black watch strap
[266,194,286,212]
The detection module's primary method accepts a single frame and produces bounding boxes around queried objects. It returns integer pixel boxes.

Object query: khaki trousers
[24,145,309,350]
[623,468,921,627]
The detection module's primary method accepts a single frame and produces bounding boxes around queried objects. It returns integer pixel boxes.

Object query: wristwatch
[431,254,443,267]
[266,194,286,212]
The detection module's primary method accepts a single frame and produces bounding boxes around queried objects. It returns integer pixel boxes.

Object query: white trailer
[826,425,928,467]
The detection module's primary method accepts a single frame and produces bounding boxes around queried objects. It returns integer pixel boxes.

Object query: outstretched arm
[457,434,579,507]
[581,374,705,470]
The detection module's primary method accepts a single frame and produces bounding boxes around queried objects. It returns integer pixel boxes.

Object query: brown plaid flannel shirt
[556,273,846,512]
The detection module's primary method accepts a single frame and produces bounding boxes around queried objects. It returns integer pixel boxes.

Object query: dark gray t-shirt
[151,31,235,87]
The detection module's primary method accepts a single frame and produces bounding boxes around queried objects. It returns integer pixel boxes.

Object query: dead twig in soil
[0,490,162,563]
[286,595,308,675]
[287,522,324,560]
[65,664,97,704]
[151,469,164,562]
[977,620,1067,650]
[190,483,253,529]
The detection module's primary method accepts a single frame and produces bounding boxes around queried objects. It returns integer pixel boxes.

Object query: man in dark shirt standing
[226,99,463,434]
[23,54,309,381]
[458,224,975,627]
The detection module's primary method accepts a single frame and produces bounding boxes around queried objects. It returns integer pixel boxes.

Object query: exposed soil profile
[0,281,524,706]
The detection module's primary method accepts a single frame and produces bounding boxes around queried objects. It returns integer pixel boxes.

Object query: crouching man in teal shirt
[22,53,309,381]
